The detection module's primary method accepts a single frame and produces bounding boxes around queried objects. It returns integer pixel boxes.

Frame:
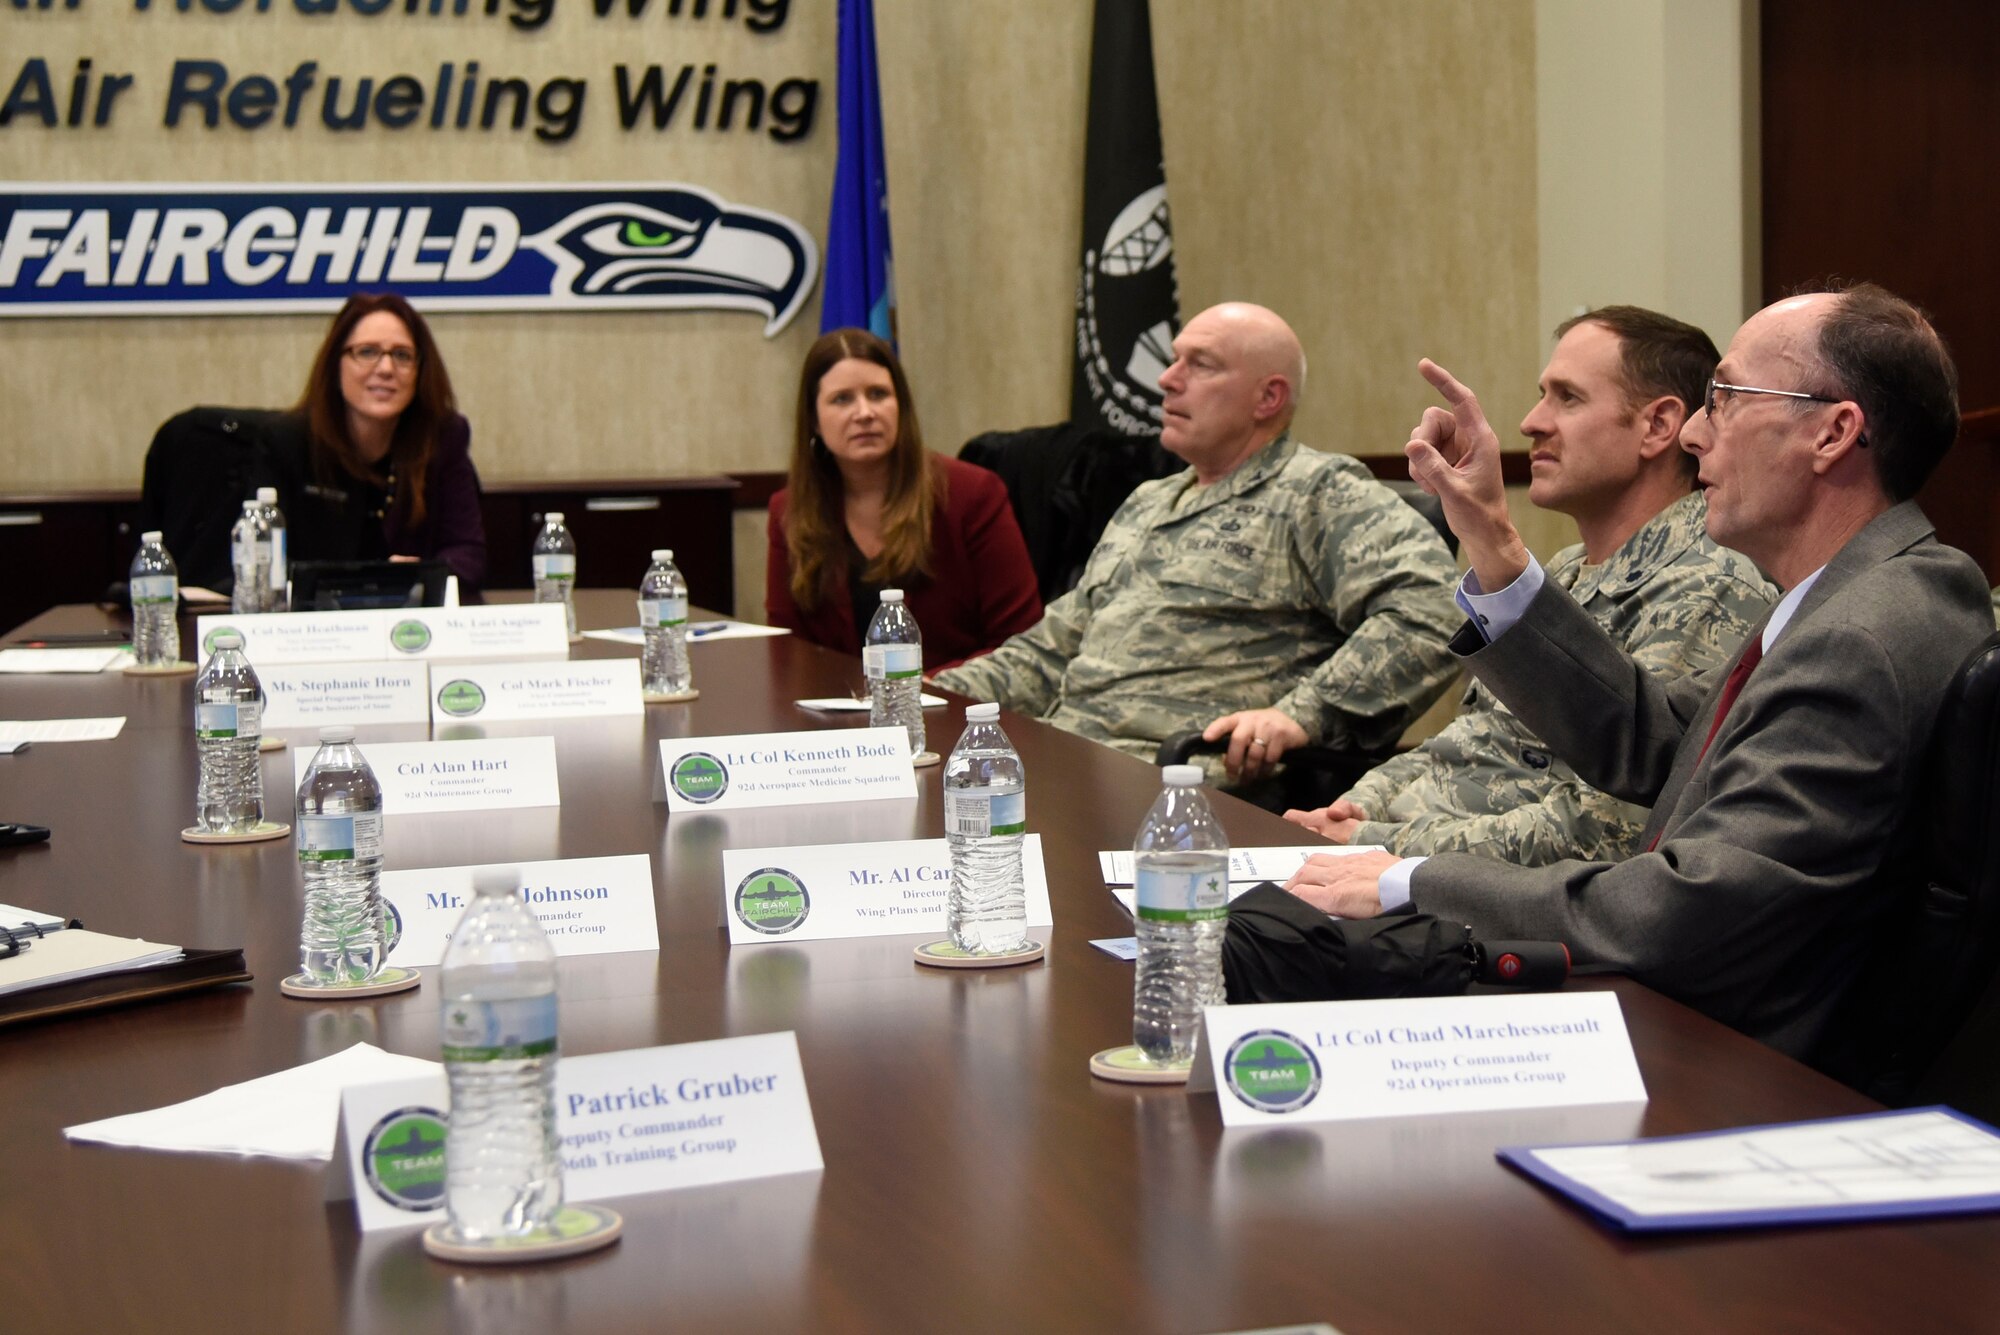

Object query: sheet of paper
[583,621,791,647]
[1091,937,1138,961]
[0,648,126,673]
[1502,1108,2000,1228]
[0,902,68,932]
[0,929,180,995]
[1100,845,1377,886]
[63,1043,443,1160]
[0,716,126,743]
[793,693,947,712]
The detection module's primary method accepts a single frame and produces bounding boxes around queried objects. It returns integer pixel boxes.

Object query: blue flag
[821,0,896,345]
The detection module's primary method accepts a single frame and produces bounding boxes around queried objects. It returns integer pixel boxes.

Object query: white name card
[291,737,560,813]
[719,837,1054,944]
[658,727,918,811]
[330,1032,822,1233]
[382,855,658,967]
[431,658,642,722]
[197,605,569,666]
[260,661,432,729]
[1099,846,1360,886]
[1194,993,1647,1127]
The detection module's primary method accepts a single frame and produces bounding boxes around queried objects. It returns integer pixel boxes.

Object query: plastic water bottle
[255,486,287,611]
[864,588,925,758]
[230,499,267,615]
[638,548,692,696]
[1132,764,1229,1065]
[943,703,1028,954]
[295,725,386,985]
[532,511,578,639]
[129,530,180,668]
[439,870,563,1242]
[193,630,264,834]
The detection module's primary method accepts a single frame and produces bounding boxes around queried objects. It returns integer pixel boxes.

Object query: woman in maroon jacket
[767,329,1041,673]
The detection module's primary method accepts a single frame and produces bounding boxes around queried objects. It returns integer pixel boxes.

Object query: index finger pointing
[1417,358,1478,409]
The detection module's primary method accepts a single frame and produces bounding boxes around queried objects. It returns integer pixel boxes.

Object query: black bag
[1222,884,1569,1004]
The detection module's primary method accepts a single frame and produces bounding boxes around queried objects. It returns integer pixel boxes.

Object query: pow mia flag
[1071,0,1182,441]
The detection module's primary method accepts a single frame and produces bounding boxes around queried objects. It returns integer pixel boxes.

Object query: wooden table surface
[2,592,1996,1334]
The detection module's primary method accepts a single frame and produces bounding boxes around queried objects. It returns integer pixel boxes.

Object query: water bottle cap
[318,725,356,743]
[1162,764,1204,786]
[211,630,244,650]
[652,548,672,561]
[256,487,278,503]
[965,703,1000,721]
[545,511,565,524]
[141,530,163,543]
[880,588,904,603]
[242,499,259,511]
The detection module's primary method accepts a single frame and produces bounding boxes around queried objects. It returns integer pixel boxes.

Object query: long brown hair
[785,328,939,610]
[295,292,458,529]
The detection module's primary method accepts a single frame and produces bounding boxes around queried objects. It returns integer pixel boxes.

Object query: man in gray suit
[1286,284,1992,1063]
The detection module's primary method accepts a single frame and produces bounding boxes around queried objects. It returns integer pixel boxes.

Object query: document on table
[0,648,129,673]
[582,621,791,646]
[794,693,947,712]
[0,929,182,996]
[1499,1107,2000,1231]
[0,716,126,743]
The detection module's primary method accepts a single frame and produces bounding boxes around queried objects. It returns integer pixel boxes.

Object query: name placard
[431,658,642,722]
[261,661,432,729]
[383,854,658,967]
[719,837,1055,944]
[1194,993,1647,1126]
[291,737,560,813]
[658,727,917,811]
[197,605,569,666]
[329,1032,823,1233]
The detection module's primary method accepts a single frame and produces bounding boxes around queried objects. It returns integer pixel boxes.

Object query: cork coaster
[911,751,941,768]
[125,661,197,677]
[1089,1044,1193,1084]
[181,820,291,844]
[259,735,287,753]
[423,1203,623,1265]
[643,689,701,704]
[914,939,1046,969]
[280,966,421,999]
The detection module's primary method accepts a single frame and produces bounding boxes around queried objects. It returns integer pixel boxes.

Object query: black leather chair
[1812,630,2000,1113]
[136,406,292,594]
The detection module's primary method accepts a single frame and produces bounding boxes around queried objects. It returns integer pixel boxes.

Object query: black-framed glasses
[1704,378,1840,417]
[343,343,419,372]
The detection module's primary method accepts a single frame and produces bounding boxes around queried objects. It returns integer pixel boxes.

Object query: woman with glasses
[277,292,488,595]
[767,328,1041,672]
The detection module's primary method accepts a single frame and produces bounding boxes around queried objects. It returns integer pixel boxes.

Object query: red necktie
[1648,634,1764,852]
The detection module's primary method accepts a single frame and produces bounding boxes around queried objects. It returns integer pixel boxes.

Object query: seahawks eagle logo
[522,188,818,335]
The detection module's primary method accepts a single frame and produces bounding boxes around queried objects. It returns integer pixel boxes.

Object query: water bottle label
[533,554,576,581]
[131,575,177,605]
[639,597,688,628]
[237,699,262,739]
[441,995,559,1063]
[270,529,287,585]
[298,811,382,862]
[945,788,1026,837]
[1135,867,1229,922]
[195,702,238,738]
[863,644,922,680]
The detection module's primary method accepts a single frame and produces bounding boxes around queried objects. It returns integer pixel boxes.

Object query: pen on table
[689,623,733,639]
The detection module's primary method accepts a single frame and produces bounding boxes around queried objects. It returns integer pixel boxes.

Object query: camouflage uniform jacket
[934,435,1461,773]
[1344,490,1775,864]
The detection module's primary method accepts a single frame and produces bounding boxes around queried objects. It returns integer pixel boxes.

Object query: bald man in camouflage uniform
[1290,307,1775,864]
[935,303,1460,782]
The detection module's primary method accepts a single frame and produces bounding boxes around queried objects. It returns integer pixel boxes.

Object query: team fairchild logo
[390,619,433,654]
[1223,1030,1322,1114]
[361,1106,448,1212]
[436,679,485,716]
[669,751,728,804]
[733,867,809,935]
[0,183,818,335]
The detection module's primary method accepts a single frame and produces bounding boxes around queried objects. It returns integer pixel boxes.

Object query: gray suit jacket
[1410,502,1991,1060]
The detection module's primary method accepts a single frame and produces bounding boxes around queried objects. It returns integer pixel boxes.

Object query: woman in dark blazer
[766,329,1041,673]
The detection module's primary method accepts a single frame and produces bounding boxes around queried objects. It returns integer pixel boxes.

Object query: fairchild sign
[0,182,818,330]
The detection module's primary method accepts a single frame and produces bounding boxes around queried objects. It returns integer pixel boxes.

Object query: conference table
[3,591,1997,1334]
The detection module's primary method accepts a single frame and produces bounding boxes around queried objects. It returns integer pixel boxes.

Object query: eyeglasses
[1703,378,1840,418]
[343,343,419,372]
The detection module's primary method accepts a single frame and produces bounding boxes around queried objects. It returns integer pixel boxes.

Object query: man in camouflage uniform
[934,302,1460,783]
[1287,307,1775,864]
